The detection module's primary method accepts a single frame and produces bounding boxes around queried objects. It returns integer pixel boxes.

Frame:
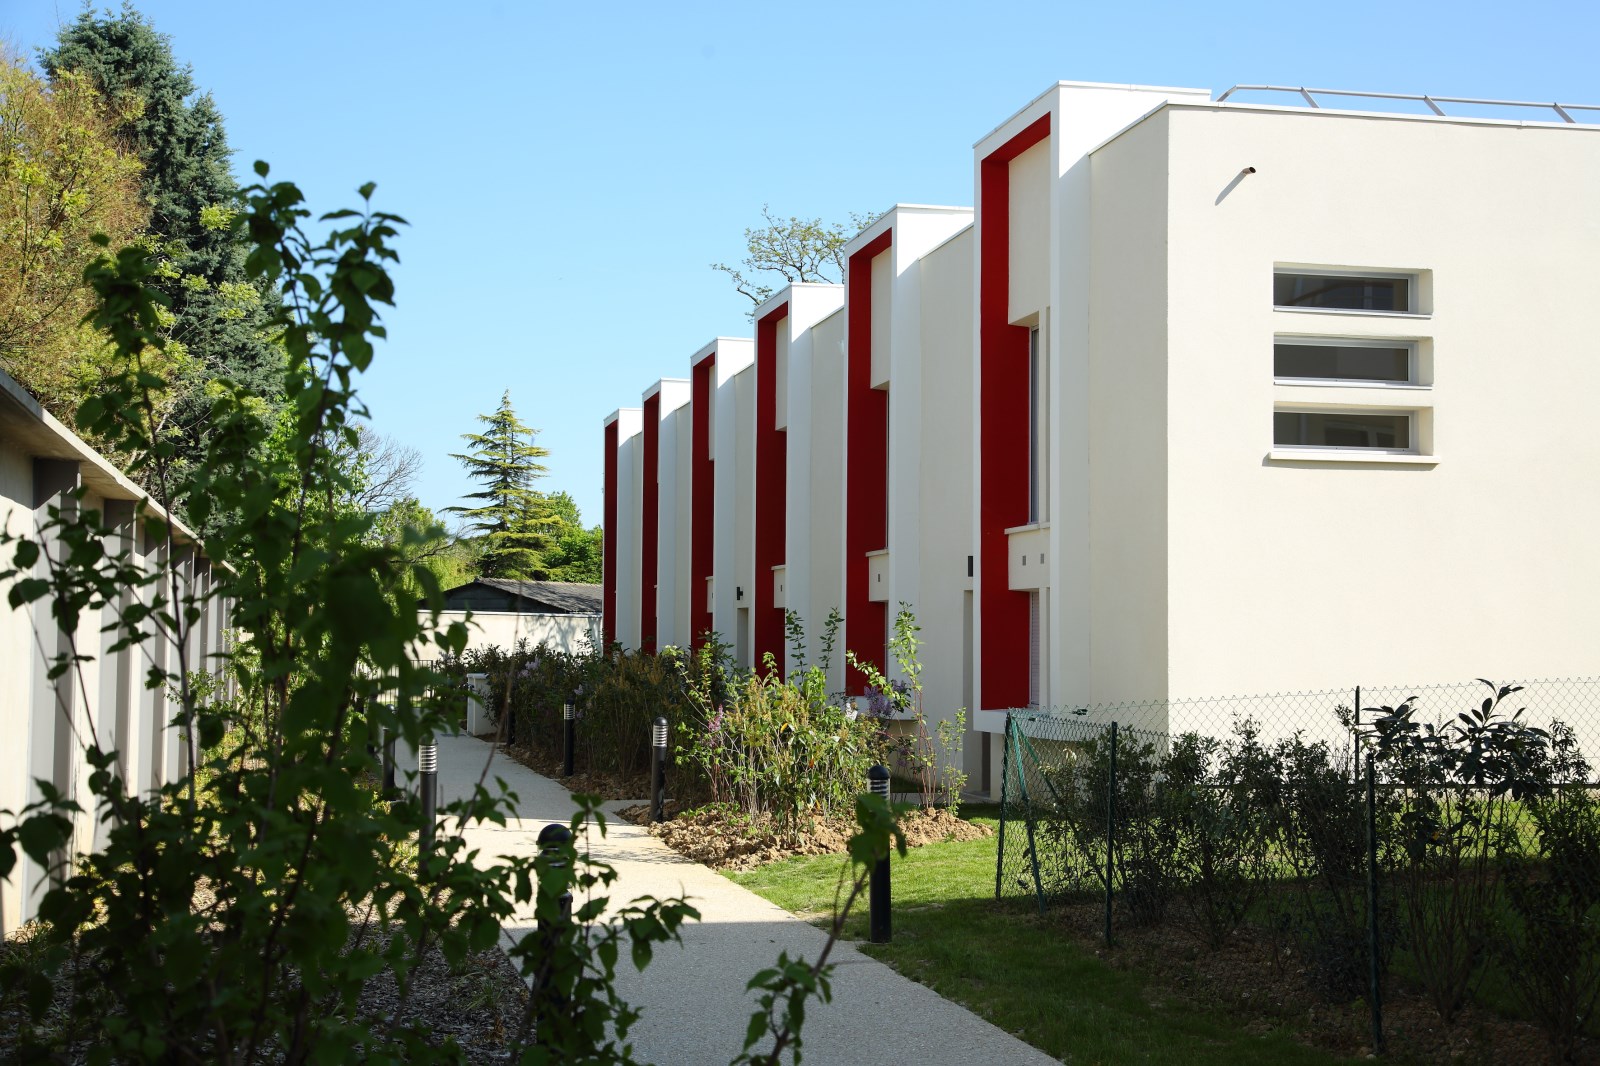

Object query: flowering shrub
[848,605,967,812]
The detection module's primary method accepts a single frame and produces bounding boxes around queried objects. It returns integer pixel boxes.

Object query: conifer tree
[448,391,552,579]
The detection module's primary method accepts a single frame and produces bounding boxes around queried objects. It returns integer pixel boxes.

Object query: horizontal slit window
[1274,411,1411,450]
[1275,342,1411,383]
[1275,272,1412,312]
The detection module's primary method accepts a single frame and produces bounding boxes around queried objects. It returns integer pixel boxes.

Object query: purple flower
[865,679,910,718]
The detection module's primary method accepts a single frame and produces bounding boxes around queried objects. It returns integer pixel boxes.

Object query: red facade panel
[602,418,619,649]
[690,354,715,648]
[979,113,1050,711]
[844,230,893,692]
[640,392,661,653]
[754,303,789,678]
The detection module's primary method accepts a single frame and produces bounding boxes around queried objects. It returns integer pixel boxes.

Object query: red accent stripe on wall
[690,354,715,649]
[754,303,789,678]
[844,229,893,692]
[979,112,1050,711]
[640,393,661,654]
[602,418,619,649]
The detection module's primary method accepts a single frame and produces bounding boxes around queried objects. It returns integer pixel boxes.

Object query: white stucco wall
[672,395,693,648]
[1087,110,1171,722]
[648,379,690,649]
[435,610,600,656]
[786,309,817,645]
[612,412,643,650]
[1158,104,1600,718]
[704,339,757,664]
[763,284,844,672]
[915,222,978,776]
[0,378,222,935]
[807,310,847,692]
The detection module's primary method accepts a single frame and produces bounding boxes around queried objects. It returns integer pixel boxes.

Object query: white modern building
[0,368,228,934]
[604,80,1600,791]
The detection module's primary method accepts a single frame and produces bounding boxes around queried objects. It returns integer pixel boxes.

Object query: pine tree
[448,392,552,579]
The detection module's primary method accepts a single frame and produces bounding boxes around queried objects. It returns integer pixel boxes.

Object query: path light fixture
[418,740,438,874]
[562,690,578,777]
[651,716,669,823]
[868,764,891,944]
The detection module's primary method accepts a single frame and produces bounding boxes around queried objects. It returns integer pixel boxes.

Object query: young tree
[712,204,878,309]
[448,390,552,579]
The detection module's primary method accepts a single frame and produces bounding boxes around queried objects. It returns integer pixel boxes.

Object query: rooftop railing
[1216,84,1600,124]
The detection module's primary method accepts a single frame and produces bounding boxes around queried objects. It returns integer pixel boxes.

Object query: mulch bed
[0,925,530,1064]
[497,741,651,803]
[1041,899,1590,1065]
[616,802,992,871]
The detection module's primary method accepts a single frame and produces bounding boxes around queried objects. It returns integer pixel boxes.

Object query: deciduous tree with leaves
[0,46,146,417]
[712,204,877,310]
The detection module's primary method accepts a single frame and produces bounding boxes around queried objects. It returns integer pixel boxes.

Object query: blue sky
[3,0,1596,524]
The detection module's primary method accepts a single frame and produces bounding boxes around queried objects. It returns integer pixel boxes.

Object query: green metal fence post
[1105,720,1118,948]
[995,712,1011,902]
[1366,747,1385,1055]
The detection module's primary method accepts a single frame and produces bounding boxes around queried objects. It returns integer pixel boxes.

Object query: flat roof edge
[974,80,1213,148]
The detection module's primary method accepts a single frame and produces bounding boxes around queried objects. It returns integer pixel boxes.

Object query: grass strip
[726,810,1362,1065]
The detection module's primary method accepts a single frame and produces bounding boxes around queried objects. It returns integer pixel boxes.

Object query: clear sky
[3,0,1596,525]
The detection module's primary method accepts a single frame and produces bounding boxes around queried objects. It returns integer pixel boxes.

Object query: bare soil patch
[1043,899,1590,1066]
[616,803,991,871]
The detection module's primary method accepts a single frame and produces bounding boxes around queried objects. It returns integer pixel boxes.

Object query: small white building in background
[603,80,1600,793]
[0,368,228,935]
[435,578,601,656]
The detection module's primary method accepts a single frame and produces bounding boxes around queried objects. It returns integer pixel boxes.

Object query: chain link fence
[997,677,1600,1057]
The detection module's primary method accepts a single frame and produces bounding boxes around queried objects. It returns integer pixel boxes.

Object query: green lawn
[725,806,1362,1066]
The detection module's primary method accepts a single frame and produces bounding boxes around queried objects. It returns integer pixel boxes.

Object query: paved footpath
[433,731,1060,1065]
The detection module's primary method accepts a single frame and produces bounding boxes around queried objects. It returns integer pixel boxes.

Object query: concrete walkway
[433,731,1059,1065]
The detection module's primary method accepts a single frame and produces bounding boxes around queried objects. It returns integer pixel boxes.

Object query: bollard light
[535,823,575,926]
[533,823,574,1046]
[382,727,397,799]
[418,741,439,875]
[867,763,891,944]
[562,695,577,778]
[650,716,669,824]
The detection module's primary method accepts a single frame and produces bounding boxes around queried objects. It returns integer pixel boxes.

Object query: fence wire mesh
[996,677,1600,1056]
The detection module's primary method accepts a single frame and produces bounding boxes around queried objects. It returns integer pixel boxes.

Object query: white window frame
[1273,267,1423,317]
[1272,405,1420,455]
[1273,336,1423,388]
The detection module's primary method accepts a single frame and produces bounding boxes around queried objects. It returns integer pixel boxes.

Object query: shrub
[1369,683,1552,1022]
[685,666,880,841]
[1167,724,1277,948]
[1497,722,1600,1059]
[1267,726,1384,1002]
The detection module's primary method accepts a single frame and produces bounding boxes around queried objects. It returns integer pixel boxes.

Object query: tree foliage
[40,6,284,515]
[0,46,146,416]
[711,204,877,309]
[0,157,903,1065]
[534,490,603,583]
